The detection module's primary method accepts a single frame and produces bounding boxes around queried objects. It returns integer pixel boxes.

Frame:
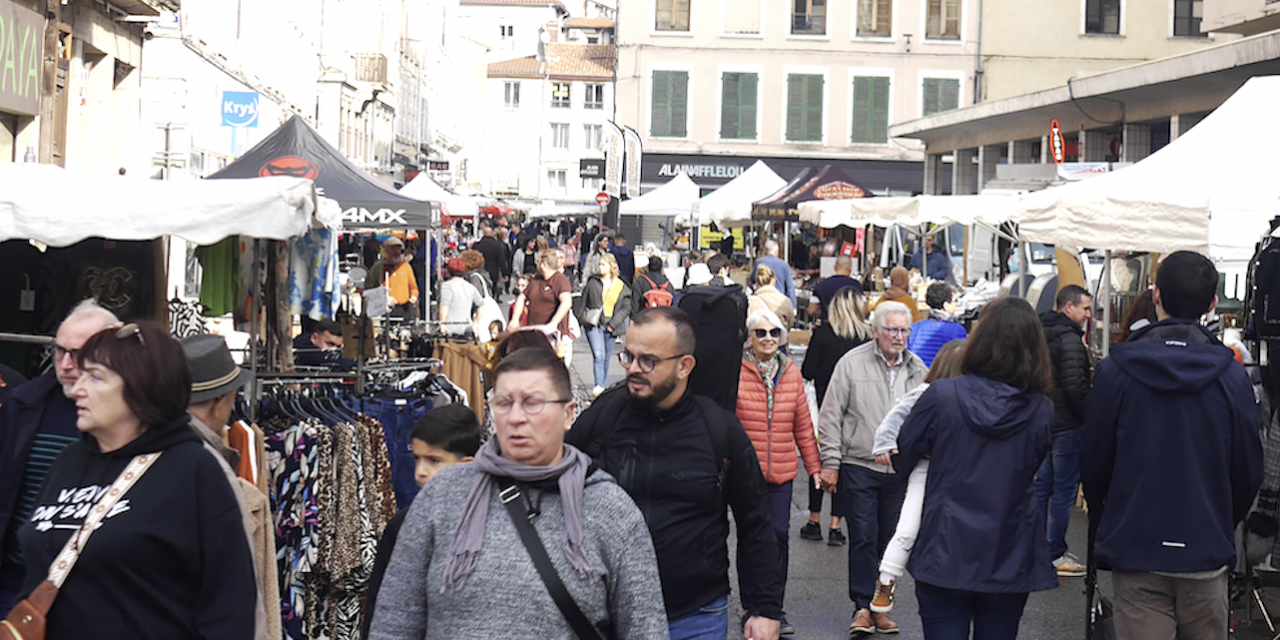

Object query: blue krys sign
[221,92,260,127]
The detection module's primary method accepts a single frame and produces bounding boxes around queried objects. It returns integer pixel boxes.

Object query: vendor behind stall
[365,237,420,320]
[294,318,355,369]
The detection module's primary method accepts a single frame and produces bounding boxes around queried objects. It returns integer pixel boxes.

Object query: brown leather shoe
[849,608,875,635]
[871,579,895,613]
[875,612,900,634]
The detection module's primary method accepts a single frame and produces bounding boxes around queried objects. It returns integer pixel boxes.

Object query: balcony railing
[792,13,826,35]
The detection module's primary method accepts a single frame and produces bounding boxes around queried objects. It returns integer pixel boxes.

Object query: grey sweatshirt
[368,463,670,640]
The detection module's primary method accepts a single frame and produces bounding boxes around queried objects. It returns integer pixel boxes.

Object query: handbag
[582,308,603,327]
[497,477,608,640]
[0,453,162,640]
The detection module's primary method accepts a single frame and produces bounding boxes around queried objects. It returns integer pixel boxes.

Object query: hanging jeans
[363,397,433,508]
[586,323,614,389]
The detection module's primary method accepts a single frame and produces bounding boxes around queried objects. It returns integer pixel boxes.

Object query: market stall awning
[400,174,480,219]
[798,194,1017,229]
[528,203,604,219]
[208,115,435,229]
[689,161,786,228]
[753,165,872,222]
[1017,76,1280,261]
[619,173,699,217]
[0,164,320,247]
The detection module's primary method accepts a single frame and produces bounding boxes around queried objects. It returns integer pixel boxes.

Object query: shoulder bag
[0,453,162,640]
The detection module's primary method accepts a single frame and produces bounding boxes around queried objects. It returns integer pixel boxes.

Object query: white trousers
[879,459,930,578]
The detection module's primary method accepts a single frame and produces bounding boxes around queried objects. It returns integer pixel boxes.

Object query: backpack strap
[640,274,657,289]
[691,395,733,500]
[579,385,630,464]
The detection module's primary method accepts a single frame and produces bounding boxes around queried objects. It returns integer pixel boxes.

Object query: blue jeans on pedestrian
[1034,428,1080,560]
[915,581,1029,640]
[840,464,907,610]
[737,480,792,612]
[586,323,614,389]
[668,594,729,640]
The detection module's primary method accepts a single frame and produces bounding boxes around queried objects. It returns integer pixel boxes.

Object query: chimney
[547,20,560,42]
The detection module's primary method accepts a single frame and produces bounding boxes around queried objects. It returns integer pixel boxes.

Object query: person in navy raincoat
[894,296,1057,640]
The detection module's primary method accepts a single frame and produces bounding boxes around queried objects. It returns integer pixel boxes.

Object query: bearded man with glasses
[816,300,928,637]
[568,307,785,640]
[0,299,118,616]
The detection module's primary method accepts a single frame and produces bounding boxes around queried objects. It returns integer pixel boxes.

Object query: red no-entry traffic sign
[596,192,610,207]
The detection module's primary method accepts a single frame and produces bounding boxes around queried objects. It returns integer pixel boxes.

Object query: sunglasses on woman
[753,328,783,339]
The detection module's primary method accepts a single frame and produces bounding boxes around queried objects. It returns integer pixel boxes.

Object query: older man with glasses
[0,299,118,616]
[817,300,928,637]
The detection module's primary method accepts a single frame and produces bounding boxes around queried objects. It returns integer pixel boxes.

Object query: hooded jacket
[1040,311,1092,433]
[582,274,631,335]
[736,356,821,484]
[16,414,257,640]
[895,375,1057,594]
[1081,319,1263,573]
[610,244,636,285]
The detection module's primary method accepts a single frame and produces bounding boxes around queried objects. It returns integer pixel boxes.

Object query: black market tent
[752,164,873,222]
[208,115,435,229]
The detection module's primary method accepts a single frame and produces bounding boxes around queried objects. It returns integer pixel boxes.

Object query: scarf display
[441,438,594,593]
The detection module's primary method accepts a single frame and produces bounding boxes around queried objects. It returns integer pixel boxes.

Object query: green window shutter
[651,71,671,136]
[787,74,822,142]
[853,76,889,144]
[670,71,688,137]
[739,73,758,139]
[941,78,959,111]
[721,73,740,139]
[786,76,804,141]
[870,77,889,143]
[922,78,960,116]
[805,75,824,141]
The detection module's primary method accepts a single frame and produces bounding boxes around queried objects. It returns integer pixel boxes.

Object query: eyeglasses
[491,395,571,415]
[618,351,686,374]
[753,328,783,339]
[113,323,146,347]
[52,345,78,362]
[879,327,910,338]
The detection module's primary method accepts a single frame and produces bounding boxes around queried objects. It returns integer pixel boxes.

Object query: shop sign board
[579,158,604,178]
[623,126,642,198]
[603,122,623,197]
[0,1,43,117]
[221,92,260,127]
[1050,119,1065,165]
[428,160,449,171]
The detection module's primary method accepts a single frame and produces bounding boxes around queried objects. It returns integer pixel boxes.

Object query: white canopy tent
[528,203,604,219]
[619,172,700,217]
[798,194,1018,230]
[1018,76,1280,263]
[0,164,324,247]
[687,161,786,228]
[400,173,481,219]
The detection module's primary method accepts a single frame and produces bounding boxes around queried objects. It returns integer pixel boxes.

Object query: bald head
[764,239,779,256]
[835,255,853,275]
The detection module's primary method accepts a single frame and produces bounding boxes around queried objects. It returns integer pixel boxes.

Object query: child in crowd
[361,404,481,639]
[869,339,966,613]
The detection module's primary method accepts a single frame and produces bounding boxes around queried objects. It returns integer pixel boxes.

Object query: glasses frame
[879,326,910,338]
[113,323,146,346]
[752,328,784,339]
[491,395,571,416]
[618,351,687,374]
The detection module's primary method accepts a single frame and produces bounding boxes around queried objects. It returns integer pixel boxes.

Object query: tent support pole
[1018,240,1029,298]
[249,238,262,422]
[1102,250,1112,359]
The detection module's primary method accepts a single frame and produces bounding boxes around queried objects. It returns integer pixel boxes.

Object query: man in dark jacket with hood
[471,225,506,298]
[1036,284,1093,578]
[1083,251,1263,640]
[632,256,672,315]
[611,234,636,285]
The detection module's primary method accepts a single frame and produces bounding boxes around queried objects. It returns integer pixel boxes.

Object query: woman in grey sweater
[368,348,669,640]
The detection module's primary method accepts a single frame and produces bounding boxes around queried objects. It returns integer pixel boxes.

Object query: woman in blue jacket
[894,296,1057,640]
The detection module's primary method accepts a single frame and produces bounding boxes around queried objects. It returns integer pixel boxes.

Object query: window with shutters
[719,72,759,140]
[651,70,689,138]
[792,0,827,35]
[724,0,761,34]
[921,77,960,116]
[856,0,892,37]
[1085,0,1120,34]
[851,76,890,144]
[551,123,570,149]
[926,0,961,39]
[785,74,824,143]
[584,124,602,149]
[551,83,571,108]
[1173,0,1204,36]
[584,84,604,109]
[656,0,690,31]
[504,82,520,109]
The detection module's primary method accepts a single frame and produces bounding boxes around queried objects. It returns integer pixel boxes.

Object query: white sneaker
[591,385,604,397]
[1053,553,1087,577]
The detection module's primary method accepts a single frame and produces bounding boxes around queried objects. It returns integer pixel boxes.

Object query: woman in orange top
[873,266,921,323]
[734,308,820,631]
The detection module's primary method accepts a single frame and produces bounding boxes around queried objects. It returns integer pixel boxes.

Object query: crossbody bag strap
[496,477,604,640]
[47,452,162,589]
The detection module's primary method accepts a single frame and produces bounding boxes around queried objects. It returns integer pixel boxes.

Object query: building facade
[614,0,979,193]
[458,0,569,62]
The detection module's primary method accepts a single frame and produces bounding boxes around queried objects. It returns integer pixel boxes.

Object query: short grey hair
[747,308,785,332]
[61,298,119,330]
[873,301,912,329]
[764,239,780,255]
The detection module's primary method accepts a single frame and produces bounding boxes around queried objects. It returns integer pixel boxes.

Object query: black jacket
[1040,311,1092,433]
[17,414,257,640]
[0,372,69,560]
[800,323,870,406]
[581,275,631,335]
[1082,319,1263,573]
[472,236,506,286]
[566,389,784,620]
[631,271,670,316]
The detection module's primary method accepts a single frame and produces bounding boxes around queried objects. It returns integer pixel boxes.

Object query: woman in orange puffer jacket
[734,308,822,630]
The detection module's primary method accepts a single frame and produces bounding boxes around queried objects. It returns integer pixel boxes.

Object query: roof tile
[487,44,615,79]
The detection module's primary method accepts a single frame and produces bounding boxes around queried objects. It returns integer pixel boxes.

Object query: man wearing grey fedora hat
[180,334,276,640]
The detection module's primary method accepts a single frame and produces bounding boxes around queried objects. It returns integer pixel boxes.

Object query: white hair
[747,308,785,332]
[872,301,912,329]
[764,239,780,255]
[62,298,119,330]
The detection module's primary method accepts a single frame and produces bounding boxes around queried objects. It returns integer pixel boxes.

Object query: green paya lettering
[20,21,35,98]
[1,15,14,96]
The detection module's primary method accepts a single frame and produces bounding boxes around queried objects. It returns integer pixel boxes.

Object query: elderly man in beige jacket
[816,301,927,637]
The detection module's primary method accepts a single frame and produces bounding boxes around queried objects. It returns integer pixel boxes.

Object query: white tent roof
[1018,76,1280,261]
[689,161,786,227]
[528,203,604,219]
[400,173,480,218]
[0,164,321,247]
[620,172,699,217]
[798,194,1017,229]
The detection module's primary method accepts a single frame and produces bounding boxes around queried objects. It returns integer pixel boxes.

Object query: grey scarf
[440,437,596,593]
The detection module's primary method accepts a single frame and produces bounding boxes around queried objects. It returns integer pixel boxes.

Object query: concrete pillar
[1010,139,1035,165]
[952,148,976,195]
[1081,129,1106,162]
[1122,123,1151,163]
[923,153,944,195]
[1170,113,1205,141]
[1040,136,1050,163]
[978,144,1002,192]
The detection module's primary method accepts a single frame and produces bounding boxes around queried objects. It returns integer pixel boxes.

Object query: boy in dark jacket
[1036,284,1093,578]
[1082,251,1263,640]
